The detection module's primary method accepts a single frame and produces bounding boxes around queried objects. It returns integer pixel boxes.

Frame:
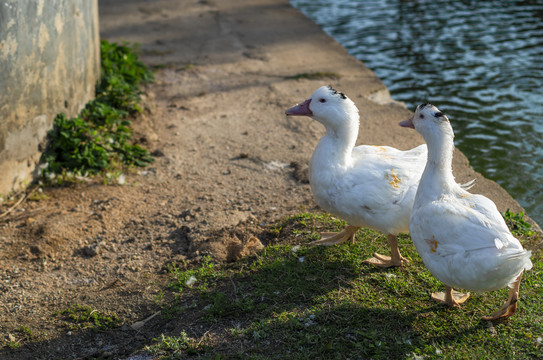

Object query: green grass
[148,212,543,359]
[6,326,33,349]
[503,209,537,237]
[40,40,154,181]
[54,304,121,332]
[168,256,222,293]
[146,332,199,358]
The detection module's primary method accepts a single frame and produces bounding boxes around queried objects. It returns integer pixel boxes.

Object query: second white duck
[285,86,427,267]
[400,103,532,320]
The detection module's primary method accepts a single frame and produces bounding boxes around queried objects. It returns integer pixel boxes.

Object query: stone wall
[0,0,100,196]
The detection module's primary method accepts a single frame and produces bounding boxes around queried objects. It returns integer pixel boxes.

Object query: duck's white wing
[352,143,426,188]
[411,192,530,258]
[332,144,427,232]
[463,194,511,232]
[352,144,427,162]
[410,195,532,291]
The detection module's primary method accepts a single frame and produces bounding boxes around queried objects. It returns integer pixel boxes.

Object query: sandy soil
[0,0,535,358]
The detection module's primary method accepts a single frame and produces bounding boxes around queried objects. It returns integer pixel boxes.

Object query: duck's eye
[419,114,424,119]
[319,98,326,103]
[434,112,443,118]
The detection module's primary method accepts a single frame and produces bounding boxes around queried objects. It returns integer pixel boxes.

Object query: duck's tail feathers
[459,178,476,191]
[521,250,533,271]
[505,249,533,288]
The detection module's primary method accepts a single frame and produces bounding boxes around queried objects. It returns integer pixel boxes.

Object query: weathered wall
[0,0,100,196]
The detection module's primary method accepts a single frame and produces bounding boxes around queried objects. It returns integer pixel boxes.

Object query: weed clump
[146,333,199,357]
[54,304,120,331]
[40,40,154,181]
[502,209,536,237]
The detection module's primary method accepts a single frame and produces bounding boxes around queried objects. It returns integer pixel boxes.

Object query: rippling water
[290,0,543,225]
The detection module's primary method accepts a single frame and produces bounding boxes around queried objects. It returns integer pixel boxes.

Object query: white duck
[285,86,427,267]
[400,103,532,320]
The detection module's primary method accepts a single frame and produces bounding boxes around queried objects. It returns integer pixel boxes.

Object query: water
[290,0,543,225]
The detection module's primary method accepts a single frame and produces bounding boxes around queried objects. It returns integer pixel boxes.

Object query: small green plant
[145,331,198,359]
[54,304,120,331]
[27,190,49,201]
[17,326,32,337]
[168,256,220,293]
[7,341,20,349]
[41,40,154,180]
[146,332,199,357]
[98,40,153,113]
[503,209,536,237]
[6,326,33,349]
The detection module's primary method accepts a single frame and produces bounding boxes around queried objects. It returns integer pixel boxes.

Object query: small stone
[29,245,43,256]
[151,149,165,157]
[185,276,197,286]
[82,244,100,257]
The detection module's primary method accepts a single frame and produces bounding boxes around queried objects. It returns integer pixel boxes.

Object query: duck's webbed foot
[310,225,359,246]
[364,253,409,268]
[363,234,408,268]
[482,272,523,320]
[432,286,470,308]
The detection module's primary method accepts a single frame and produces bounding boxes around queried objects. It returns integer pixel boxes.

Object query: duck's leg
[310,225,359,246]
[363,234,409,268]
[482,272,523,320]
[431,286,470,308]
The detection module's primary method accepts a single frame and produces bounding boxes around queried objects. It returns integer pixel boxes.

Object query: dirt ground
[0,0,536,359]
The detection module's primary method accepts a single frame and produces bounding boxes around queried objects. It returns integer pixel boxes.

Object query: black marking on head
[434,111,444,118]
[327,85,347,99]
[418,103,433,110]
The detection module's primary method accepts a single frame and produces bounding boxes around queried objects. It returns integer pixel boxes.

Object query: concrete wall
[0,0,100,196]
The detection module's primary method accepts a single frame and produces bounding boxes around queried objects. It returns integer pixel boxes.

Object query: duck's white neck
[315,115,359,167]
[419,124,458,195]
